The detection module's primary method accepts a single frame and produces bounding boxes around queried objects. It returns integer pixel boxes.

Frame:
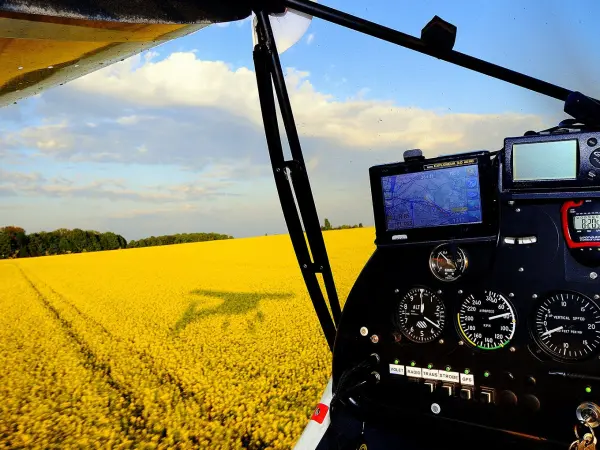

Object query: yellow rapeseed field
[0,227,375,449]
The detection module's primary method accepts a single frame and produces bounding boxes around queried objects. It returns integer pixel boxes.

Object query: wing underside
[0,0,252,106]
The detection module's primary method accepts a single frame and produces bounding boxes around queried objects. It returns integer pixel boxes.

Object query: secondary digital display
[382,164,482,231]
[513,140,578,181]
[574,215,600,230]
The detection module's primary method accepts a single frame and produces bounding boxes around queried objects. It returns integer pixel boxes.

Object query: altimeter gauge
[397,287,446,343]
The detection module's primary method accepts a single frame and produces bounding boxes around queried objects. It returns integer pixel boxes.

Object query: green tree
[100,232,121,250]
[0,232,11,259]
[324,218,332,230]
[59,237,72,254]
[1,226,27,254]
[70,229,87,253]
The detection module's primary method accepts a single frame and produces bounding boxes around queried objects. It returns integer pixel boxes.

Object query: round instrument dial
[532,291,600,361]
[397,287,445,343]
[590,149,600,169]
[429,244,468,282]
[457,291,516,350]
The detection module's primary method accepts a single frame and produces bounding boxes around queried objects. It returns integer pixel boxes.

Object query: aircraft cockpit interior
[317,126,600,449]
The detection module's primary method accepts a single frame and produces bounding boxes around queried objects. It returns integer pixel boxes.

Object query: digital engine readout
[574,215,600,230]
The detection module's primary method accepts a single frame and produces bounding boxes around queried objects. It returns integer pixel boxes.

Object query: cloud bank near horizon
[1,51,548,240]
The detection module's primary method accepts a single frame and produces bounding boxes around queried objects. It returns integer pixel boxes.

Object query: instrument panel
[333,232,600,446]
[332,138,600,447]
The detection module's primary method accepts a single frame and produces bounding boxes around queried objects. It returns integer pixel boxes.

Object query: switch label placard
[389,364,405,375]
[460,373,475,386]
[423,369,440,380]
[406,367,422,378]
[439,371,460,383]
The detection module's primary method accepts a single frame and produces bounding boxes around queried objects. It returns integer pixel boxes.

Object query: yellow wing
[0,1,251,106]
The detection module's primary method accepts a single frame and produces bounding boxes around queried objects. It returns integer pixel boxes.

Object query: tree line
[127,233,234,248]
[320,218,363,231]
[0,226,233,260]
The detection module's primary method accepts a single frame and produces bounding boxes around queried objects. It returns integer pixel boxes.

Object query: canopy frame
[252,0,594,349]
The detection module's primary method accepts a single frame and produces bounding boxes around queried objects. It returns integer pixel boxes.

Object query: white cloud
[2,51,553,239]
[306,33,315,45]
[64,52,544,154]
[116,115,145,125]
[0,168,45,183]
[6,120,73,153]
[0,168,235,203]
[108,203,199,219]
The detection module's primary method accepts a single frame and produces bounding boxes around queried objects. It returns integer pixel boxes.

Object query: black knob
[588,137,598,147]
[403,149,424,161]
[526,376,536,386]
[522,394,541,412]
[498,390,518,407]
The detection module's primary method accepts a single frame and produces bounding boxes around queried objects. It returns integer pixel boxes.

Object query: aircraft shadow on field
[172,289,294,334]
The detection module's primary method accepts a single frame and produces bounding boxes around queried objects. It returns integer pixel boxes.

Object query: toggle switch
[459,388,472,400]
[480,390,493,404]
[423,382,435,393]
[442,384,454,396]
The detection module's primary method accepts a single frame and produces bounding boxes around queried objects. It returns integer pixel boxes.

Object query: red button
[311,403,329,424]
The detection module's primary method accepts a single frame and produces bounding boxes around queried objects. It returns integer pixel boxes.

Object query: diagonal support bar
[283,0,574,102]
[253,10,342,350]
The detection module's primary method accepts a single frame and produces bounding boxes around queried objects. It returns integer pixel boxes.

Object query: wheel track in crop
[12,264,152,443]
[13,264,207,446]
[18,265,196,399]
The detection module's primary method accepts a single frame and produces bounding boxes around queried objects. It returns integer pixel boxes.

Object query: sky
[1,0,599,241]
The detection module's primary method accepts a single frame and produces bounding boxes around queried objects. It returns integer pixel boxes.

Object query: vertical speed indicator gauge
[532,292,600,361]
[397,287,445,343]
[457,291,517,350]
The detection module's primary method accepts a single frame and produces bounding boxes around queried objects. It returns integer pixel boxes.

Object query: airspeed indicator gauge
[457,291,516,350]
[429,244,468,282]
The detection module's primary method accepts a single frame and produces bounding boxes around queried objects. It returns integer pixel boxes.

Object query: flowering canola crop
[0,228,375,449]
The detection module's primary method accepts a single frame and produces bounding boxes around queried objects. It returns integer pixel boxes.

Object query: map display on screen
[382,164,483,231]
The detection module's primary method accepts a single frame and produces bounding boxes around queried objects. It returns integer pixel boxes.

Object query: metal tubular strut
[284,0,573,102]
[253,10,341,350]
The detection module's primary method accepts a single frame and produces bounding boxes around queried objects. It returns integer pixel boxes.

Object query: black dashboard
[327,130,600,449]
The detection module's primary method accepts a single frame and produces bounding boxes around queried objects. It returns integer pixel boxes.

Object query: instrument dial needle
[541,326,563,337]
[488,312,511,320]
[424,316,441,329]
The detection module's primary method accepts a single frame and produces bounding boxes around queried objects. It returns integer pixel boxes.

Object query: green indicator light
[410,361,416,367]
[394,359,399,365]
[484,371,490,378]
[445,366,451,372]
[464,369,470,375]
[586,386,592,394]
[427,364,433,369]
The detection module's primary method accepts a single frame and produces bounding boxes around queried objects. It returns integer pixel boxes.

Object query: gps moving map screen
[382,164,483,231]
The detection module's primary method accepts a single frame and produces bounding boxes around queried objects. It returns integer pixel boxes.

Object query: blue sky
[1,0,599,240]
